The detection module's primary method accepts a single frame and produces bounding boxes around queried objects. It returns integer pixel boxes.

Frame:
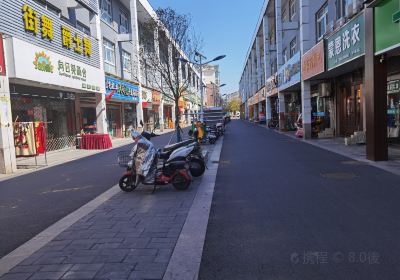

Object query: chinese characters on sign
[105,76,139,102]
[301,40,325,81]
[277,52,301,91]
[152,91,161,105]
[22,4,91,57]
[326,12,364,70]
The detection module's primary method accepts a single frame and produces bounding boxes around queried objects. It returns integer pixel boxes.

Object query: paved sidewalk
[0,141,219,280]
[0,128,178,182]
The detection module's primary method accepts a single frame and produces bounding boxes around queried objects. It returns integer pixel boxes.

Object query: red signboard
[152,90,161,105]
[0,33,5,76]
[301,40,324,81]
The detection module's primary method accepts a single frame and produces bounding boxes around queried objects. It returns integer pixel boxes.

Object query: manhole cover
[320,172,357,180]
[341,160,366,166]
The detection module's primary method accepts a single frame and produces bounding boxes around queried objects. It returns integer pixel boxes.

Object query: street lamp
[177,52,226,121]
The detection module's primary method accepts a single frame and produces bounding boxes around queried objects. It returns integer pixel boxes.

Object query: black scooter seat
[163,139,195,152]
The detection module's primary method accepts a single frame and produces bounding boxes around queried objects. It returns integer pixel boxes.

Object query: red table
[80,134,112,150]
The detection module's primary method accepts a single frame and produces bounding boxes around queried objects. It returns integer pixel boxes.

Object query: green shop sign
[326,12,365,71]
[375,0,400,54]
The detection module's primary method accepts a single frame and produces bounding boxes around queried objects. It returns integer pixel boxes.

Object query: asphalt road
[0,129,186,258]
[199,120,400,280]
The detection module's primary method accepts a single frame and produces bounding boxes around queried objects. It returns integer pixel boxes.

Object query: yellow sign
[22,4,91,57]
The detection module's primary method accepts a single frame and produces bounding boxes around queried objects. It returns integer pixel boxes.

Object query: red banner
[0,33,5,76]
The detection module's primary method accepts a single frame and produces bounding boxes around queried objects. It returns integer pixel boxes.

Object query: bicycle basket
[117,150,132,167]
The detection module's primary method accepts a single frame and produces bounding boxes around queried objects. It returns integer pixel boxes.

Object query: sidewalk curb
[163,138,224,280]
[0,185,120,277]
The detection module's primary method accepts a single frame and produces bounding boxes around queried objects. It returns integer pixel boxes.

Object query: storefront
[163,97,174,129]
[266,74,279,125]
[302,40,335,138]
[277,52,301,131]
[373,0,400,149]
[325,12,365,139]
[104,75,139,138]
[6,36,104,151]
[141,87,153,131]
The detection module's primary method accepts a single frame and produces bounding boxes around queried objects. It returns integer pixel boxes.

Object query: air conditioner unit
[318,82,331,97]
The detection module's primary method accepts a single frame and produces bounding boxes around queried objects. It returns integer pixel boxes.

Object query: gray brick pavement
[0,149,209,279]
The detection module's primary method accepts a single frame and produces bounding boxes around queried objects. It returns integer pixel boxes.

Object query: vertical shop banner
[141,88,153,108]
[0,33,5,76]
[152,91,161,105]
[375,0,400,54]
[326,12,365,70]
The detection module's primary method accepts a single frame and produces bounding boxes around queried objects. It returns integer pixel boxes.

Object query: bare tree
[138,7,201,142]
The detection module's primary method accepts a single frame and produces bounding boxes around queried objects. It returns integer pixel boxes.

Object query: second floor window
[100,0,112,24]
[289,0,296,21]
[290,38,297,58]
[120,11,129,33]
[122,51,131,72]
[103,39,116,74]
[76,21,90,36]
[282,8,288,22]
[283,48,288,63]
[316,3,328,41]
[336,0,354,20]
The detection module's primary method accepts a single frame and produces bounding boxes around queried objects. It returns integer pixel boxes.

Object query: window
[120,11,129,33]
[103,39,116,74]
[122,50,131,72]
[122,50,132,80]
[316,3,328,41]
[290,38,297,57]
[100,0,112,24]
[336,0,354,20]
[289,0,296,21]
[76,21,90,35]
[282,8,288,22]
[283,48,288,63]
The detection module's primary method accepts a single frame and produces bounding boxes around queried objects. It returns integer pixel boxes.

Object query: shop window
[290,38,297,58]
[289,0,296,21]
[100,0,112,24]
[103,38,116,74]
[316,3,328,41]
[120,10,129,33]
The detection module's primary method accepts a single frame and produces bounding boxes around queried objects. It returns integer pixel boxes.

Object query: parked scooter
[118,140,192,193]
[141,131,206,177]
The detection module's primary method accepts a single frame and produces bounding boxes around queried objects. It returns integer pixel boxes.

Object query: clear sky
[148,0,264,96]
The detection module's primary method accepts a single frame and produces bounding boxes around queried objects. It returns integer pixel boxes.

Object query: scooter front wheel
[119,174,137,192]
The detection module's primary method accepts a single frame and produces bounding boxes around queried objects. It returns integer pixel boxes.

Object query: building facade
[203,64,221,107]
[240,0,393,161]
[0,0,201,174]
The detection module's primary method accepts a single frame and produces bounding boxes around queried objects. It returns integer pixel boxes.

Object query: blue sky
[148,0,264,96]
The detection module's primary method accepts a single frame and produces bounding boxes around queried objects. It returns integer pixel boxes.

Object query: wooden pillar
[365,7,388,161]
